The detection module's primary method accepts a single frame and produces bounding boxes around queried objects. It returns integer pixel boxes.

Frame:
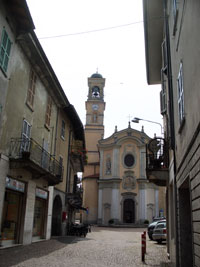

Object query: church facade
[82,73,165,225]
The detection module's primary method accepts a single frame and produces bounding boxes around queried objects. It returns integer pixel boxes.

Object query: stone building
[143,0,200,266]
[82,72,165,225]
[0,0,85,247]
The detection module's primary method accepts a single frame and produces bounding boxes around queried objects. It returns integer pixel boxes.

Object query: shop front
[1,177,25,246]
[32,188,48,241]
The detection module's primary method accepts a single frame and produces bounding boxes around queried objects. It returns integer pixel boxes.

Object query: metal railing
[146,138,169,170]
[10,138,63,180]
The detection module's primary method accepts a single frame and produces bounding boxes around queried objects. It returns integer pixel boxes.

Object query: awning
[68,198,87,211]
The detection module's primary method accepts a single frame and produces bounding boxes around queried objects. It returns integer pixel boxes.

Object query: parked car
[147,218,166,240]
[152,216,166,221]
[152,221,167,244]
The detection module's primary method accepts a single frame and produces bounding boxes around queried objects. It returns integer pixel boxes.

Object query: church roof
[91,73,103,78]
[98,126,150,147]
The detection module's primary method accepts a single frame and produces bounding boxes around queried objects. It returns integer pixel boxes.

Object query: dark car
[147,218,166,240]
[152,220,167,243]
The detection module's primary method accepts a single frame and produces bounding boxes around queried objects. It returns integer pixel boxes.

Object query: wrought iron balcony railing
[9,138,63,185]
[146,138,169,186]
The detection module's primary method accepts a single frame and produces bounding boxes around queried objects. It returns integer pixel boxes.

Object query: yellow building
[82,73,165,225]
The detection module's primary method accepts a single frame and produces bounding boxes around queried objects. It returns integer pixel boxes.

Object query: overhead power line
[38,21,143,40]
[38,17,163,40]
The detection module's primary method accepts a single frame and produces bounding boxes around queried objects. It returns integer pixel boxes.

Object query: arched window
[92,86,100,98]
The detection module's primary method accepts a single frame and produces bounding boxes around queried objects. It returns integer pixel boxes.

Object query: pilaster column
[98,188,103,223]
[46,186,54,239]
[139,186,146,221]
[23,180,36,244]
[111,188,119,220]
[140,147,146,178]
[113,147,120,177]
[0,155,9,234]
[155,189,159,217]
[99,150,104,179]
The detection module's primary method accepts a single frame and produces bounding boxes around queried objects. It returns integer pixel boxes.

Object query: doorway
[178,178,193,267]
[51,195,62,236]
[32,198,46,239]
[123,199,135,223]
[1,190,23,246]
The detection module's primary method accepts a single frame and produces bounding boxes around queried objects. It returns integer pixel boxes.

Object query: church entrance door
[123,199,135,223]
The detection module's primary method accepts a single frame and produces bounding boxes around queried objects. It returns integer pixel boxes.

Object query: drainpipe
[53,108,59,157]
[163,0,178,266]
[66,128,72,199]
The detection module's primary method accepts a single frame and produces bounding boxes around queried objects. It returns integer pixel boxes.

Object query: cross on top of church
[127,115,132,128]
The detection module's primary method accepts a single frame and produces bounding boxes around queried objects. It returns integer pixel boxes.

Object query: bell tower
[82,72,106,224]
[85,72,106,147]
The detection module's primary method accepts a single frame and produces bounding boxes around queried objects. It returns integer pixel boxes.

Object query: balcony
[146,138,169,186]
[9,138,63,185]
[66,190,86,211]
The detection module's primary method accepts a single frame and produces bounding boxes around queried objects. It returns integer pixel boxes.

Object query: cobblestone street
[0,227,169,267]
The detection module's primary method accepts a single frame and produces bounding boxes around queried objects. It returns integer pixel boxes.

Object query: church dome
[91,72,103,78]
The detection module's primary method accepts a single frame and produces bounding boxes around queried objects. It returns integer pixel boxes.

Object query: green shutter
[0,29,12,72]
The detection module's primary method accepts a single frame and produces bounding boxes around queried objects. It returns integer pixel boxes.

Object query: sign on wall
[6,177,25,193]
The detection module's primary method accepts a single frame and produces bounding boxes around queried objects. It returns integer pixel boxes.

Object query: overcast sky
[26,0,162,139]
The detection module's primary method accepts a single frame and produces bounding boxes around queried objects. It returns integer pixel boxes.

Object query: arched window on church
[92,86,100,98]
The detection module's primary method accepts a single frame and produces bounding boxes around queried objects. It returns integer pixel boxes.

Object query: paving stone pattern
[0,227,169,267]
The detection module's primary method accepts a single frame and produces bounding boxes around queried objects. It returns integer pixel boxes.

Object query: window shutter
[45,96,52,127]
[21,120,31,151]
[160,70,167,115]
[161,40,167,71]
[0,29,12,72]
[27,70,37,108]
[61,120,65,138]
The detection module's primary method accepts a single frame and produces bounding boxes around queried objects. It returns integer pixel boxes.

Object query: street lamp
[132,117,163,136]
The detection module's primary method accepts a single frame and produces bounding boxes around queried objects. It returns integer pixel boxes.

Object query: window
[61,120,65,139]
[21,119,31,151]
[172,0,178,35]
[27,70,37,109]
[45,96,52,128]
[177,63,184,124]
[160,70,167,115]
[0,28,12,72]
[161,40,167,71]
[92,86,100,98]
[173,0,177,17]
[124,154,135,168]
[59,156,63,176]
[59,156,63,167]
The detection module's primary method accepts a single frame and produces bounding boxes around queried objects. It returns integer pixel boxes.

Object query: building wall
[0,0,73,246]
[0,41,57,156]
[167,0,200,265]
[82,178,98,223]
